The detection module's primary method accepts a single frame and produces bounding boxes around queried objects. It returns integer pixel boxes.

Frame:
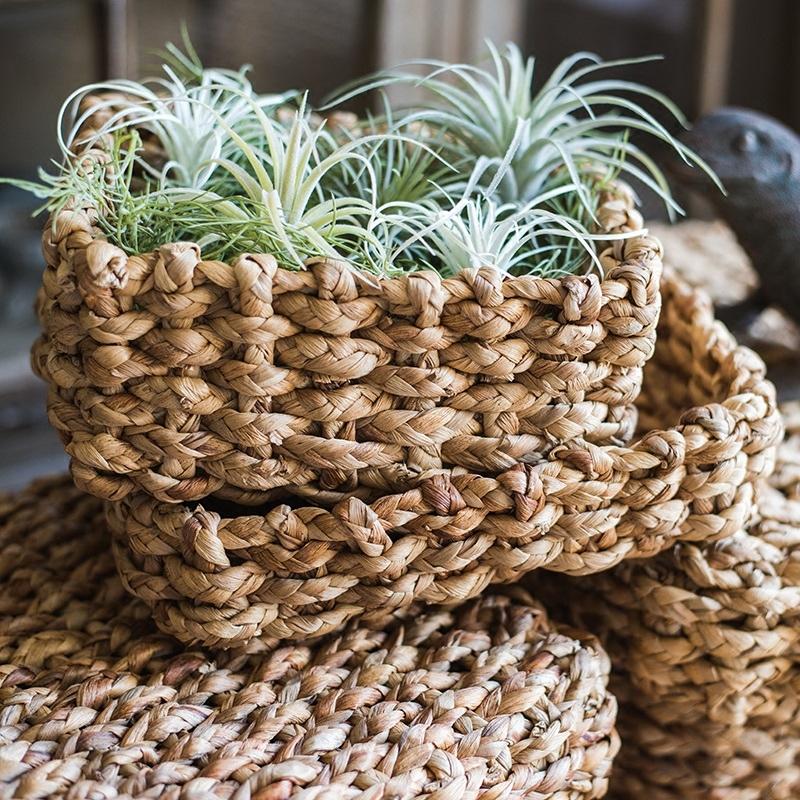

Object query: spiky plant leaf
[326,42,722,216]
[56,39,293,190]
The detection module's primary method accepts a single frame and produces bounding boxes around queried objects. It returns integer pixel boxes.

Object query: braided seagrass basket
[534,410,800,799]
[610,683,800,800]
[566,480,800,729]
[0,476,618,800]
[32,101,662,507]
[602,490,800,800]
[106,273,782,648]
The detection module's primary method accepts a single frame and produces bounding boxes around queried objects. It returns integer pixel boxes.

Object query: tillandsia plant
[58,37,294,190]
[328,42,721,216]
[4,35,720,277]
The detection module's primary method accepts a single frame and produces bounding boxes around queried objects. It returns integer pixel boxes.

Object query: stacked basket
[33,176,783,648]
[534,405,800,799]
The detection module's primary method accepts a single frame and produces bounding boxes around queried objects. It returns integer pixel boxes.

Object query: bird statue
[675,107,800,331]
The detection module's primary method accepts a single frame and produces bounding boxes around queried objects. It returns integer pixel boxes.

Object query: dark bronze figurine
[676,107,800,330]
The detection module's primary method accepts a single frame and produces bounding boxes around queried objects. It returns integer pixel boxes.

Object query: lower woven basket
[612,695,800,800]
[106,272,782,648]
[535,403,800,799]
[0,475,618,800]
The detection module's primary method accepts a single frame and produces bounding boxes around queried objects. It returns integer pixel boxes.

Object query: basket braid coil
[609,680,800,799]
[107,273,783,648]
[0,475,618,800]
[32,104,663,506]
[533,406,800,799]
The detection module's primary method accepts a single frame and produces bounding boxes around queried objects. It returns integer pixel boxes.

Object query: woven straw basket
[568,479,800,729]
[0,476,618,800]
[32,102,663,507]
[611,684,800,800]
[535,407,800,799]
[105,273,782,648]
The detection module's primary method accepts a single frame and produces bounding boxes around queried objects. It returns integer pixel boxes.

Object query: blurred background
[0,0,797,487]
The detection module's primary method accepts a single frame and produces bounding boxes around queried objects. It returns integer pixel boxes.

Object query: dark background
[0,0,796,487]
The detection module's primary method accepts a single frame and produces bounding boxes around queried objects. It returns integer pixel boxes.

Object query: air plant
[413,198,597,276]
[56,34,293,190]
[377,168,616,277]
[197,95,394,268]
[319,99,467,208]
[3,38,722,278]
[327,42,722,215]
[8,130,299,262]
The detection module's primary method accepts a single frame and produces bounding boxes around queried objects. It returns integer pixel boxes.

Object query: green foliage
[328,42,722,217]
[3,37,722,277]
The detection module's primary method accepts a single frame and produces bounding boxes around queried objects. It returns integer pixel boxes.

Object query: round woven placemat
[0,476,617,800]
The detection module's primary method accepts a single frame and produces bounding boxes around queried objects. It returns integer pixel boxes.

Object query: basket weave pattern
[536,409,800,799]
[611,685,800,799]
[106,274,782,648]
[0,475,618,800]
[33,169,662,506]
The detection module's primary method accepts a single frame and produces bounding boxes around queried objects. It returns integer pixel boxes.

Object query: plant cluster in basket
[10,37,775,651]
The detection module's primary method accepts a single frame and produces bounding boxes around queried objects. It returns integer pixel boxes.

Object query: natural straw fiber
[535,404,800,799]
[565,481,800,728]
[607,483,800,799]
[32,101,662,506]
[0,475,618,800]
[609,688,800,800]
[105,273,782,649]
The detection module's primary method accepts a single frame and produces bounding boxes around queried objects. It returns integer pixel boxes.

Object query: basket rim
[44,190,662,310]
[46,104,663,305]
